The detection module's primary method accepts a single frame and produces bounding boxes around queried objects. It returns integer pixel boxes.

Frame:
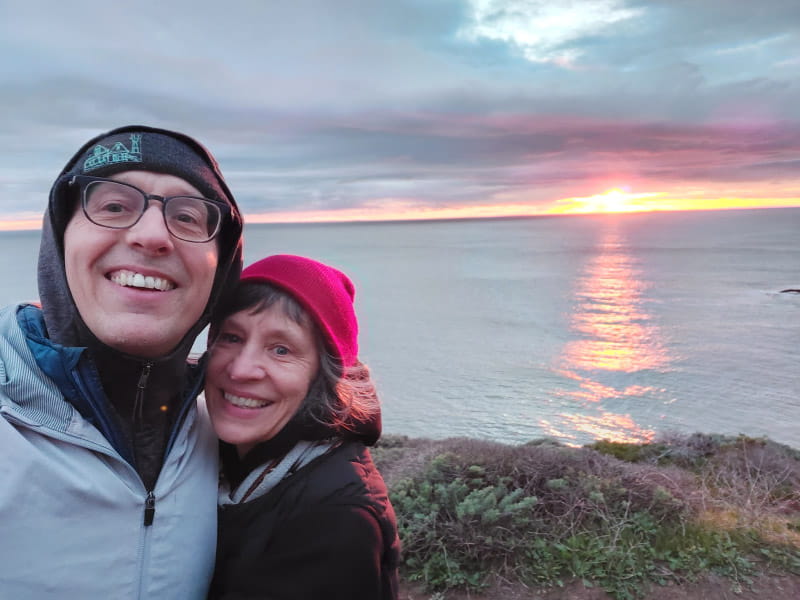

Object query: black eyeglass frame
[67,174,230,243]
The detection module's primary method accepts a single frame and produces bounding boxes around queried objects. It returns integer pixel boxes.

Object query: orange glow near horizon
[243,201,550,225]
[240,192,800,226]
[1,191,798,231]
[0,218,43,232]
[550,189,661,214]
[548,189,800,215]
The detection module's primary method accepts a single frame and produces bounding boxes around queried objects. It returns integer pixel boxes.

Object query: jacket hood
[37,125,244,361]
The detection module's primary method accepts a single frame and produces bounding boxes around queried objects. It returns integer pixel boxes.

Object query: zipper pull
[137,362,152,390]
[133,362,153,422]
[144,490,156,526]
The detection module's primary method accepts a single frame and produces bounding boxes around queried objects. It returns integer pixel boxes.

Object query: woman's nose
[227,347,268,381]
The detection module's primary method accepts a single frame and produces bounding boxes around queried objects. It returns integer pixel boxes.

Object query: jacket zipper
[144,490,156,526]
[143,359,205,526]
[133,361,152,423]
[135,361,156,526]
[137,359,204,526]
[68,357,200,528]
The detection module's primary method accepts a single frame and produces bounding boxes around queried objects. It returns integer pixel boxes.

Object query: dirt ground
[399,573,800,599]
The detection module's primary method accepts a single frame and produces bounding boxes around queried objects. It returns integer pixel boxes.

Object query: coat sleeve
[218,504,386,600]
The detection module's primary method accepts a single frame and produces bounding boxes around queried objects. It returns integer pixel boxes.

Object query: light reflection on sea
[541,227,670,445]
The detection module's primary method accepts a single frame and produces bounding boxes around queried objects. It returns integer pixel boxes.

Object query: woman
[205,254,400,600]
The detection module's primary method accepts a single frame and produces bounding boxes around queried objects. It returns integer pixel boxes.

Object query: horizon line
[1,203,799,233]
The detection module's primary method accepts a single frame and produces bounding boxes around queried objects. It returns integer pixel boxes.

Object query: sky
[1,0,799,229]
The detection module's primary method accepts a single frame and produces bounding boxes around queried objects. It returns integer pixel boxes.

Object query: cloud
[0,0,798,225]
[211,112,800,216]
[458,0,643,65]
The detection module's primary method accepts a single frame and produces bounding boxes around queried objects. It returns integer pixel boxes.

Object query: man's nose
[125,203,174,255]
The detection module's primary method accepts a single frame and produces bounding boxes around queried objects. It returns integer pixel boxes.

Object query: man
[0,126,243,598]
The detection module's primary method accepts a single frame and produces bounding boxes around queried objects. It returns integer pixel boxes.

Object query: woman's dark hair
[208,281,379,434]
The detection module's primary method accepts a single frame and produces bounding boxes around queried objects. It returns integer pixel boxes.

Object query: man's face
[63,170,219,357]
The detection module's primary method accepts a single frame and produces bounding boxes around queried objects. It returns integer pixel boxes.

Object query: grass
[372,433,800,600]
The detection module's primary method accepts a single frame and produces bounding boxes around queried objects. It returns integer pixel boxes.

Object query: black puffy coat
[209,440,400,600]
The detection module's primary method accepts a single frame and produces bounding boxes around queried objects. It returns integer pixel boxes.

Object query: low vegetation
[372,433,800,600]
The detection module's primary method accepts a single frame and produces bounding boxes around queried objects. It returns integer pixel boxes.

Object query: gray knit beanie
[65,128,230,204]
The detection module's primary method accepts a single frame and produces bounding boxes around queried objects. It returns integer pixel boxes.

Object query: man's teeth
[225,393,271,409]
[110,270,175,291]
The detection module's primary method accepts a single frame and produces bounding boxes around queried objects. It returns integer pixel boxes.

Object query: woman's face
[205,303,320,457]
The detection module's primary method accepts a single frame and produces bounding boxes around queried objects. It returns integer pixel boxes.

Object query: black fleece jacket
[209,441,400,600]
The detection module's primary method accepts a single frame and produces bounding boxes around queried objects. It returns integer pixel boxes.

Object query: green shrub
[383,434,800,599]
[588,440,663,463]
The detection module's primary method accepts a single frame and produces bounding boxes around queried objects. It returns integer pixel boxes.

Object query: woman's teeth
[225,393,271,409]
[110,270,175,291]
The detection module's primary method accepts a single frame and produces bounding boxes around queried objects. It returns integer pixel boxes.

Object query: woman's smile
[224,392,273,410]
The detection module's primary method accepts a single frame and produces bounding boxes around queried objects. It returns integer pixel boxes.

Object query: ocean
[2,207,798,448]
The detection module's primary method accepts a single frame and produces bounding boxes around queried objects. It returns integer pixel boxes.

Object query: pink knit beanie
[240,255,359,367]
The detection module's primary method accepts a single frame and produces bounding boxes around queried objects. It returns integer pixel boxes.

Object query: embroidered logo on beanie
[69,128,232,206]
[83,134,143,172]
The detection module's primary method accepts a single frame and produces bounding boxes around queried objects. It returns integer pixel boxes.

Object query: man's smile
[108,269,176,291]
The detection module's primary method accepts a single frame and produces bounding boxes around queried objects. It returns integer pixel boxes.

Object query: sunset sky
[1,0,799,229]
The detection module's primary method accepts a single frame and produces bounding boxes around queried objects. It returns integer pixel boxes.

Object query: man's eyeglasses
[68,175,227,243]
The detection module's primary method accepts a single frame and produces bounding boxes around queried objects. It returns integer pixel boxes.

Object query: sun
[550,188,662,215]
[578,189,631,213]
